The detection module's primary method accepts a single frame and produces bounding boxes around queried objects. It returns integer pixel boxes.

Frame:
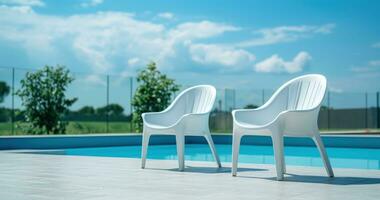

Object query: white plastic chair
[141,85,221,171]
[231,74,334,180]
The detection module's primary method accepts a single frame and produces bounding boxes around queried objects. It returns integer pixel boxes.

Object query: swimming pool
[33,144,380,170]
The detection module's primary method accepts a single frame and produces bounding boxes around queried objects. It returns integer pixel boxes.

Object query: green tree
[132,62,180,132]
[96,104,124,116]
[0,81,11,122]
[16,66,77,134]
[0,81,10,103]
[77,106,96,115]
[244,104,259,109]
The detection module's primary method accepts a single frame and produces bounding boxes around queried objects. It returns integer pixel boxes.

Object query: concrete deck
[1,151,380,200]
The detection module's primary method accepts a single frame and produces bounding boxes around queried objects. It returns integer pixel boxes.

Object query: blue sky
[0,0,380,95]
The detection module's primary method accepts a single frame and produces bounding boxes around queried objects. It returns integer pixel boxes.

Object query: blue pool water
[35,144,380,170]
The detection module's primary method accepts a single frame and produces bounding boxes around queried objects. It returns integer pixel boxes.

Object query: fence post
[129,77,133,133]
[327,91,330,130]
[231,88,236,132]
[106,75,109,133]
[224,88,227,111]
[365,92,368,129]
[377,92,379,129]
[224,88,227,131]
[11,67,15,135]
[232,88,236,110]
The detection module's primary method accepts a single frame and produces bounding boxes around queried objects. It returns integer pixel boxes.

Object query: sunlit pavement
[0,151,379,200]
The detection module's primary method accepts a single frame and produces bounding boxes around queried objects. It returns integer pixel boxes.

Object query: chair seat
[145,122,172,129]
[235,120,266,129]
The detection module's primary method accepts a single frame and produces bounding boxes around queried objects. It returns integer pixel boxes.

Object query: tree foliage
[244,104,259,109]
[77,106,96,115]
[96,104,124,116]
[0,81,10,103]
[16,66,77,134]
[132,62,180,132]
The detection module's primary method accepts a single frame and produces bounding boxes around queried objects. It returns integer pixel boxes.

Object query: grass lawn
[0,121,136,136]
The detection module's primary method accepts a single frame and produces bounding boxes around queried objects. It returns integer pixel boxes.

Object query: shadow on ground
[146,166,267,174]
[239,173,380,185]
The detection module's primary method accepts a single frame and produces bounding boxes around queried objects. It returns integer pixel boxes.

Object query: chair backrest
[273,74,327,135]
[169,85,216,115]
[267,74,327,113]
[284,74,327,111]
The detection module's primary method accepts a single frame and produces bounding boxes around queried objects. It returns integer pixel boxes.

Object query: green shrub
[132,62,180,132]
[16,66,77,134]
[0,81,10,103]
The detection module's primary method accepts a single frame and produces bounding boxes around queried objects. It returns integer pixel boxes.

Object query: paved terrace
[0,151,380,200]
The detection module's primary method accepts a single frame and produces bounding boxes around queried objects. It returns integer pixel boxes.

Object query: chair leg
[280,136,286,174]
[204,134,221,168]
[176,135,185,171]
[141,132,150,169]
[232,134,242,176]
[313,134,334,177]
[272,134,284,181]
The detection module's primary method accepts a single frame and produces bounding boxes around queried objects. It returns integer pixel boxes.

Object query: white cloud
[154,21,240,67]
[372,42,380,48]
[369,60,380,66]
[0,4,32,13]
[0,6,240,74]
[254,51,312,73]
[157,12,174,20]
[238,24,335,47]
[189,43,255,70]
[0,5,334,76]
[0,0,43,13]
[80,0,103,8]
[0,0,44,6]
[81,74,107,86]
[351,67,371,73]
[127,57,141,67]
[169,21,239,41]
[351,60,380,73]
[328,87,343,93]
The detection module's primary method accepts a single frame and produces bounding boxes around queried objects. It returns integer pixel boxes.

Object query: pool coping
[1,133,380,150]
[1,131,380,138]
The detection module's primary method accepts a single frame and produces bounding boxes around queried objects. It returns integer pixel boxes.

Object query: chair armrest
[174,112,209,126]
[173,112,210,131]
[143,111,210,129]
[232,107,265,119]
[142,110,176,127]
[277,108,319,121]
[277,108,320,135]
[142,111,165,123]
[232,105,276,125]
